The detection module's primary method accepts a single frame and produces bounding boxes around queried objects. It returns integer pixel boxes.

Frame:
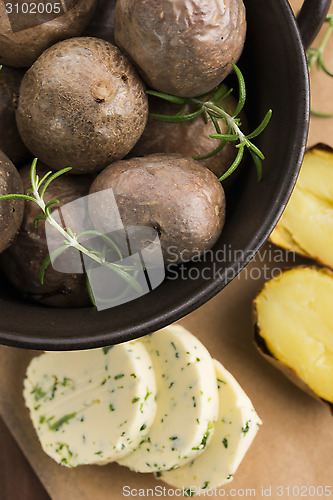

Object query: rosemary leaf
[193,140,227,161]
[39,245,68,284]
[0,194,37,203]
[146,90,185,105]
[40,167,72,198]
[210,133,239,141]
[247,141,265,160]
[219,146,244,182]
[33,214,47,229]
[231,63,246,117]
[37,171,53,189]
[150,108,203,123]
[249,150,263,182]
[246,110,273,139]
[211,84,230,103]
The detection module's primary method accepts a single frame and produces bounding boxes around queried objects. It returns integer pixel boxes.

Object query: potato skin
[131,95,240,182]
[89,154,226,264]
[0,0,97,67]
[114,0,246,97]
[0,165,92,307]
[254,321,325,406]
[0,151,24,254]
[16,37,148,174]
[83,0,117,43]
[0,66,29,164]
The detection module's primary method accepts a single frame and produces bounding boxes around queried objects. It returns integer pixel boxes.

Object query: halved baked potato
[254,266,333,406]
[270,145,333,269]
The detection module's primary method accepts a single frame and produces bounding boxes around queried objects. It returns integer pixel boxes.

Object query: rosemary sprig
[147,64,272,182]
[307,14,333,117]
[0,159,143,302]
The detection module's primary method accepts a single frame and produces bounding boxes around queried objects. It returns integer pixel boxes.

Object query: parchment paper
[0,1,332,499]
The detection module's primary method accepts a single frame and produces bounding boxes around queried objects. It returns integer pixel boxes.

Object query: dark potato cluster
[0,0,247,308]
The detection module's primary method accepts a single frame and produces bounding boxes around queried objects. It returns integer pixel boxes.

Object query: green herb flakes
[242,420,251,436]
[144,390,152,401]
[31,385,46,402]
[49,412,77,432]
[102,346,113,355]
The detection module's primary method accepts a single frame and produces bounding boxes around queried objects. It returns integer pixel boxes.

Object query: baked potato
[0,150,24,254]
[114,0,246,97]
[0,164,92,307]
[254,267,333,405]
[16,37,148,174]
[0,0,97,67]
[89,154,226,264]
[270,145,333,269]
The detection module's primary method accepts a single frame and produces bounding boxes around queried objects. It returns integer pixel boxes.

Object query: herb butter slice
[158,359,261,494]
[118,325,219,472]
[23,342,157,467]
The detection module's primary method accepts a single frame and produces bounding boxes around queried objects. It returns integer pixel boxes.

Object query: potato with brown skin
[0,165,92,307]
[131,94,241,182]
[16,37,148,174]
[83,0,117,43]
[0,0,97,67]
[0,151,24,254]
[114,0,246,97]
[0,66,29,164]
[89,154,226,264]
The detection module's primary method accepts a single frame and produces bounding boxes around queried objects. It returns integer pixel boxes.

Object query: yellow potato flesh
[270,148,333,268]
[255,267,333,402]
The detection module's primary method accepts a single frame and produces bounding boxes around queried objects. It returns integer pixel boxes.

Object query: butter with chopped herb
[118,325,219,473]
[157,359,261,493]
[23,342,157,467]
